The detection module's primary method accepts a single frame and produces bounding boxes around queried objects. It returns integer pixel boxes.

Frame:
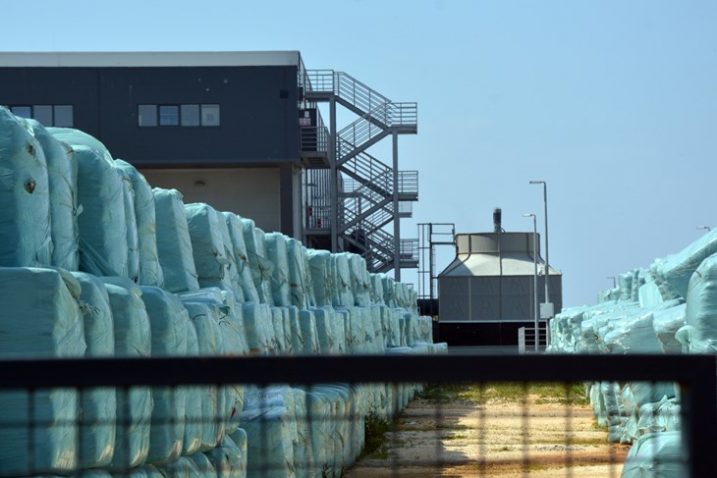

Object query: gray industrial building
[0,51,418,277]
[438,230,562,345]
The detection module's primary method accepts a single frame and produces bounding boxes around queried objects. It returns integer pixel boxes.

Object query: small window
[33,105,53,125]
[53,105,73,127]
[11,106,32,118]
[201,104,220,126]
[159,105,179,126]
[138,105,157,127]
[181,104,200,126]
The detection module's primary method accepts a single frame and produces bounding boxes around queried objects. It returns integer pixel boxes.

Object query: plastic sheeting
[115,160,163,287]
[104,279,153,469]
[47,127,113,163]
[265,232,291,307]
[224,212,260,303]
[0,268,86,476]
[138,285,190,465]
[679,253,717,353]
[27,119,79,270]
[185,203,231,289]
[621,431,686,478]
[0,109,52,267]
[75,145,128,277]
[307,249,333,307]
[242,219,273,304]
[71,272,117,468]
[153,188,199,293]
[117,165,141,283]
[209,434,247,478]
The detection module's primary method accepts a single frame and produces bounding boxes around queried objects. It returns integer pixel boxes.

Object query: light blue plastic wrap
[185,203,231,289]
[333,253,354,306]
[210,434,247,478]
[242,219,273,304]
[312,306,338,354]
[265,232,291,307]
[75,145,128,277]
[182,314,203,456]
[307,249,333,307]
[27,120,79,270]
[113,163,140,283]
[652,302,686,353]
[224,212,260,303]
[299,309,320,355]
[138,285,191,465]
[71,271,117,468]
[287,238,313,309]
[241,400,295,478]
[115,160,164,287]
[679,253,717,353]
[270,307,288,353]
[47,127,113,163]
[182,299,226,451]
[620,431,686,478]
[369,273,384,305]
[104,279,153,469]
[189,452,217,478]
[0,109,52,267]
[153,188,199,293]
[0,268,86,476]
[650,228,717,300]
[243,302,274,354]
[159,456,202,477]
[349,254,371,307]
[216,212,243,301]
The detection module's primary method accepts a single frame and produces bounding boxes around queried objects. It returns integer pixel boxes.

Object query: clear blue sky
[3,0,716,306]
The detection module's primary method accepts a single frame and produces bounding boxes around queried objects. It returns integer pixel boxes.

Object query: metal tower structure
[301,70,419,280]
[417,223,455,315]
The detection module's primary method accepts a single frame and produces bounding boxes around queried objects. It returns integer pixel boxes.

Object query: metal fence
[0,354,715,477]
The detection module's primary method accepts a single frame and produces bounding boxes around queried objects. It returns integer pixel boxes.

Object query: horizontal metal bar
[0,354,714,388]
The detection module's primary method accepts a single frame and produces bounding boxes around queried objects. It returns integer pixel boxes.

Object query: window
[53,105,73,127]
[9,105,74,126]
[138,105,157,127]
[138,103,220,127]
[181,104,200,126]
[159,105,179,126]
[201,104,220,126]
[33,105,53,125]
[11,106,32,119]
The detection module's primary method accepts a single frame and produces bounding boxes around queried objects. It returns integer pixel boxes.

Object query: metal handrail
[305,69,335,93]
[398,170,419,195]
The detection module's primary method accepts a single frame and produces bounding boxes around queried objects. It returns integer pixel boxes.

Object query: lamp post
[529,180,550,315]
[607,276,617,288]
[524,213,539,352]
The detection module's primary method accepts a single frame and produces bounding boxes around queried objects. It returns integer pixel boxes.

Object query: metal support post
[392,132,401,281]
[329,97,338,252]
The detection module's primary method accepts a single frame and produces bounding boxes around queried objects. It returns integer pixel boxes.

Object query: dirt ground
[346,385,630,477]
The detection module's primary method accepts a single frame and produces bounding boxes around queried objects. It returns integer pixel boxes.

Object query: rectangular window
[201,104,220,126]
[53,105,73,127]
[181,104,200,126]
[11,106,32,118]
[138,105,157,127]
[33,105,53,125]
[159,105,179,126]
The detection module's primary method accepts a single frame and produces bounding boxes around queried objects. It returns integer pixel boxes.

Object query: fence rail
[1,354,715,477]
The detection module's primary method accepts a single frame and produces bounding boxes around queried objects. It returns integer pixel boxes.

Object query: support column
[392,132,401,281]
[329,97,338,252]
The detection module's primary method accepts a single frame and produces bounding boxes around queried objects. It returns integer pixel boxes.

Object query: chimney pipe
[493,208,502,233]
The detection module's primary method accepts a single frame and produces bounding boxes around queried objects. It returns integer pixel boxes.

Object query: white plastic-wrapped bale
[348,253,371,307]
[369,273,384,305]
[265,232,291,307]
[271,307,288,353]
[287,238,314,309]
[136,285,191,465]
[243,302,274,354]
[159,456,203,477]
[216,211,243,301]
[0,109,52,267]
[312,306,338,354]
[333,253,354,307]
[209,433,247,478]
[650,228,717,300]
[182,299,226,451]
[185,203,232,290]
[307,249,333,307]
[27,119,79,270]
[652,302,687,353]
[299,309,320,355]
[182,313,203,456]
[71,272,117,468]
[48,126,113,163]
[621,431,686,478]
[0,268,86,476]
[104,279,153,469]
[241,393,295,478]
[224,212,260,303]
[115,160,164,287]
[677,253,717,353]
[115,164,141,283]
[189,451,217,478]
[75,145,128,277]
[242,219,273,304]
[153,188,199,293]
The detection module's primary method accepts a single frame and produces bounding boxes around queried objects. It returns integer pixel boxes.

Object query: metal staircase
[304,70,419,273]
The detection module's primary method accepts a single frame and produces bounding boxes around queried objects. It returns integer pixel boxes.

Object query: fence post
[682,355,717,477]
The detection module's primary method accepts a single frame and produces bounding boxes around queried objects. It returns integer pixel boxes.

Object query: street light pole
[524,213,539,352]
[607,276,617,288]
[529,180,550,310]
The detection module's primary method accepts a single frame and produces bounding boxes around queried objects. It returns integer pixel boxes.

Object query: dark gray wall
[0,65,300,167]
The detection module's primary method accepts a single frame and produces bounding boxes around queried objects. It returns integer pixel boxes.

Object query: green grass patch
[419,382,588,405]
[359,412,392,460]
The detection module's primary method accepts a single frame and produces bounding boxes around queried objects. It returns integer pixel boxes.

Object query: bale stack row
[0,107,446,478]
